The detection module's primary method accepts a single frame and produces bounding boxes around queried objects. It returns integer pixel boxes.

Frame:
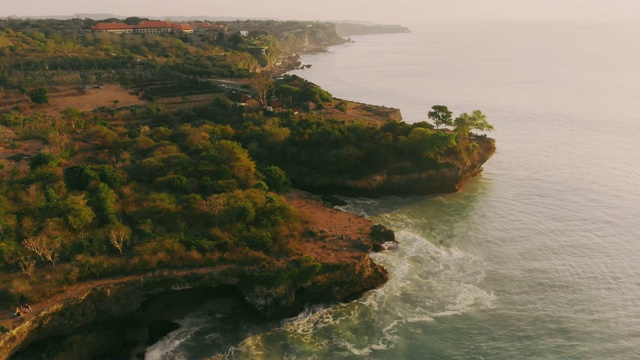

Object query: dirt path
[0,266,222,329]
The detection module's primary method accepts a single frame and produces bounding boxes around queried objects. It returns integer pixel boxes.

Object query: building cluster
[91,21,227,34]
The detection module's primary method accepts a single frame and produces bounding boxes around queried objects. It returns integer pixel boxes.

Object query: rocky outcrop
[0,225,390,359]
[370,224,397,252]
[303,137,496,197]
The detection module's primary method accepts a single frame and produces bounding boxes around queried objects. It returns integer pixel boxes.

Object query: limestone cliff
[0,194,390,359]
[302,137,496,197]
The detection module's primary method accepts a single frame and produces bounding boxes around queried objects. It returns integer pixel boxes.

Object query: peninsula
[0,17,494,359]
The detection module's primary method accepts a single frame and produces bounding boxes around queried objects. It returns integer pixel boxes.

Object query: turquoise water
[149,23,640,359]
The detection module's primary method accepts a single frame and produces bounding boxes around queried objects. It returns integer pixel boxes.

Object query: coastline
[0,27,495,359]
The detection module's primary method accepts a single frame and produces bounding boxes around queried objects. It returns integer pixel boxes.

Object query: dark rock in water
[321,194,348,207]
[146,319,180,346]
[370,224,396,252]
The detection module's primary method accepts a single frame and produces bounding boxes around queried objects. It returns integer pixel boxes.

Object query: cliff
[297,136,496,197]
[335,23,411,37]
[0,193,391,359]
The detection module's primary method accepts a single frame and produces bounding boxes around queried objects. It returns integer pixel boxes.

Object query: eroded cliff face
[303,137,496,197]
[0,227,389,359]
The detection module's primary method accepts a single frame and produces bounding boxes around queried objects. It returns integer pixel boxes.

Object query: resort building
[91,21,195,34]
[90,22,134,34]
[135,21,175,34]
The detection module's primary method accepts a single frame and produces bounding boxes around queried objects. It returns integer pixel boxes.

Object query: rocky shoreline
[0,192,393,359]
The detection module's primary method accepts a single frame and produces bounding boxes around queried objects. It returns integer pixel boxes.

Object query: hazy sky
[3,0,640,24]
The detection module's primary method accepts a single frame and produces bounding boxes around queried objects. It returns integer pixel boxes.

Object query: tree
[93,183,117,225]
[428,105,453,130]
[261,165,291,193]
[108,223,131,254]
[228,32,244,47]
[123,17,148,25]
[403,128,456,158]
[168,175,189,194]
[454,110,494,138]
[216,31,226,44]
[22,235,59,267]
[19,256,36,277]
[65,195,96,230]
[251,72,273,108]
[336,100,349,114]
[61,107,80,121]
[30,152,58,170]
[212,140,258,188]
[28,87,49,105]
[64,165,99,190]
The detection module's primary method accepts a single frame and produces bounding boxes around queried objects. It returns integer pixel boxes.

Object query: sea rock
[370,224,396,252]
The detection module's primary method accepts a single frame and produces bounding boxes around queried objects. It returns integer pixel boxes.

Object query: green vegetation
[27,87,49,105]
[0,18,493,310]
[454,110,494,138]
[0,110,305,303]
[273,75,333,107]
[428,105,453,130]
[0,18,345,91]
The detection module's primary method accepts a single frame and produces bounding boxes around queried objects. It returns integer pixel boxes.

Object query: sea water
[148,22,640,359]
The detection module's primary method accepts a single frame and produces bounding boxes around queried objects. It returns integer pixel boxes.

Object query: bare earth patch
[0,125,45,170]
[45,84,145,115]
[286,190,373,264]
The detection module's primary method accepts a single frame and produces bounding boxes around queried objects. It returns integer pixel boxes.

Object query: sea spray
[230,227,494,359]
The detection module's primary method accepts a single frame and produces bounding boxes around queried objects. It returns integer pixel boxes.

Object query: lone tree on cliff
[428,105,453,130]
[454,110,494,138]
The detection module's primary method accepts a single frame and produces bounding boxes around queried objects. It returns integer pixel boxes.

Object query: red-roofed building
[91,21,195,34]
[90,22,134,34]
[173,23,194,33]
[136,21,174,34]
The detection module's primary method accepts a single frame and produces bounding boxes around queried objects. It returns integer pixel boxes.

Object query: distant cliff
[335,23,411,37]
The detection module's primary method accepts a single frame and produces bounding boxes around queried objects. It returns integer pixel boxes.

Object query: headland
[0,17,493,359]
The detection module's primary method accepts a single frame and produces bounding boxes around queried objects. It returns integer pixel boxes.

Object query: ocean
[147,22,640,359]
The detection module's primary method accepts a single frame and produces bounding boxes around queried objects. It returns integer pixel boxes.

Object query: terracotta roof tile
[174,23,194,31]
[91,23,133,31]
[136,21,175,29]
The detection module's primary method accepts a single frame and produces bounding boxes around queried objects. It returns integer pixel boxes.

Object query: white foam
[153,226,496,359]
[145,319,200,360]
